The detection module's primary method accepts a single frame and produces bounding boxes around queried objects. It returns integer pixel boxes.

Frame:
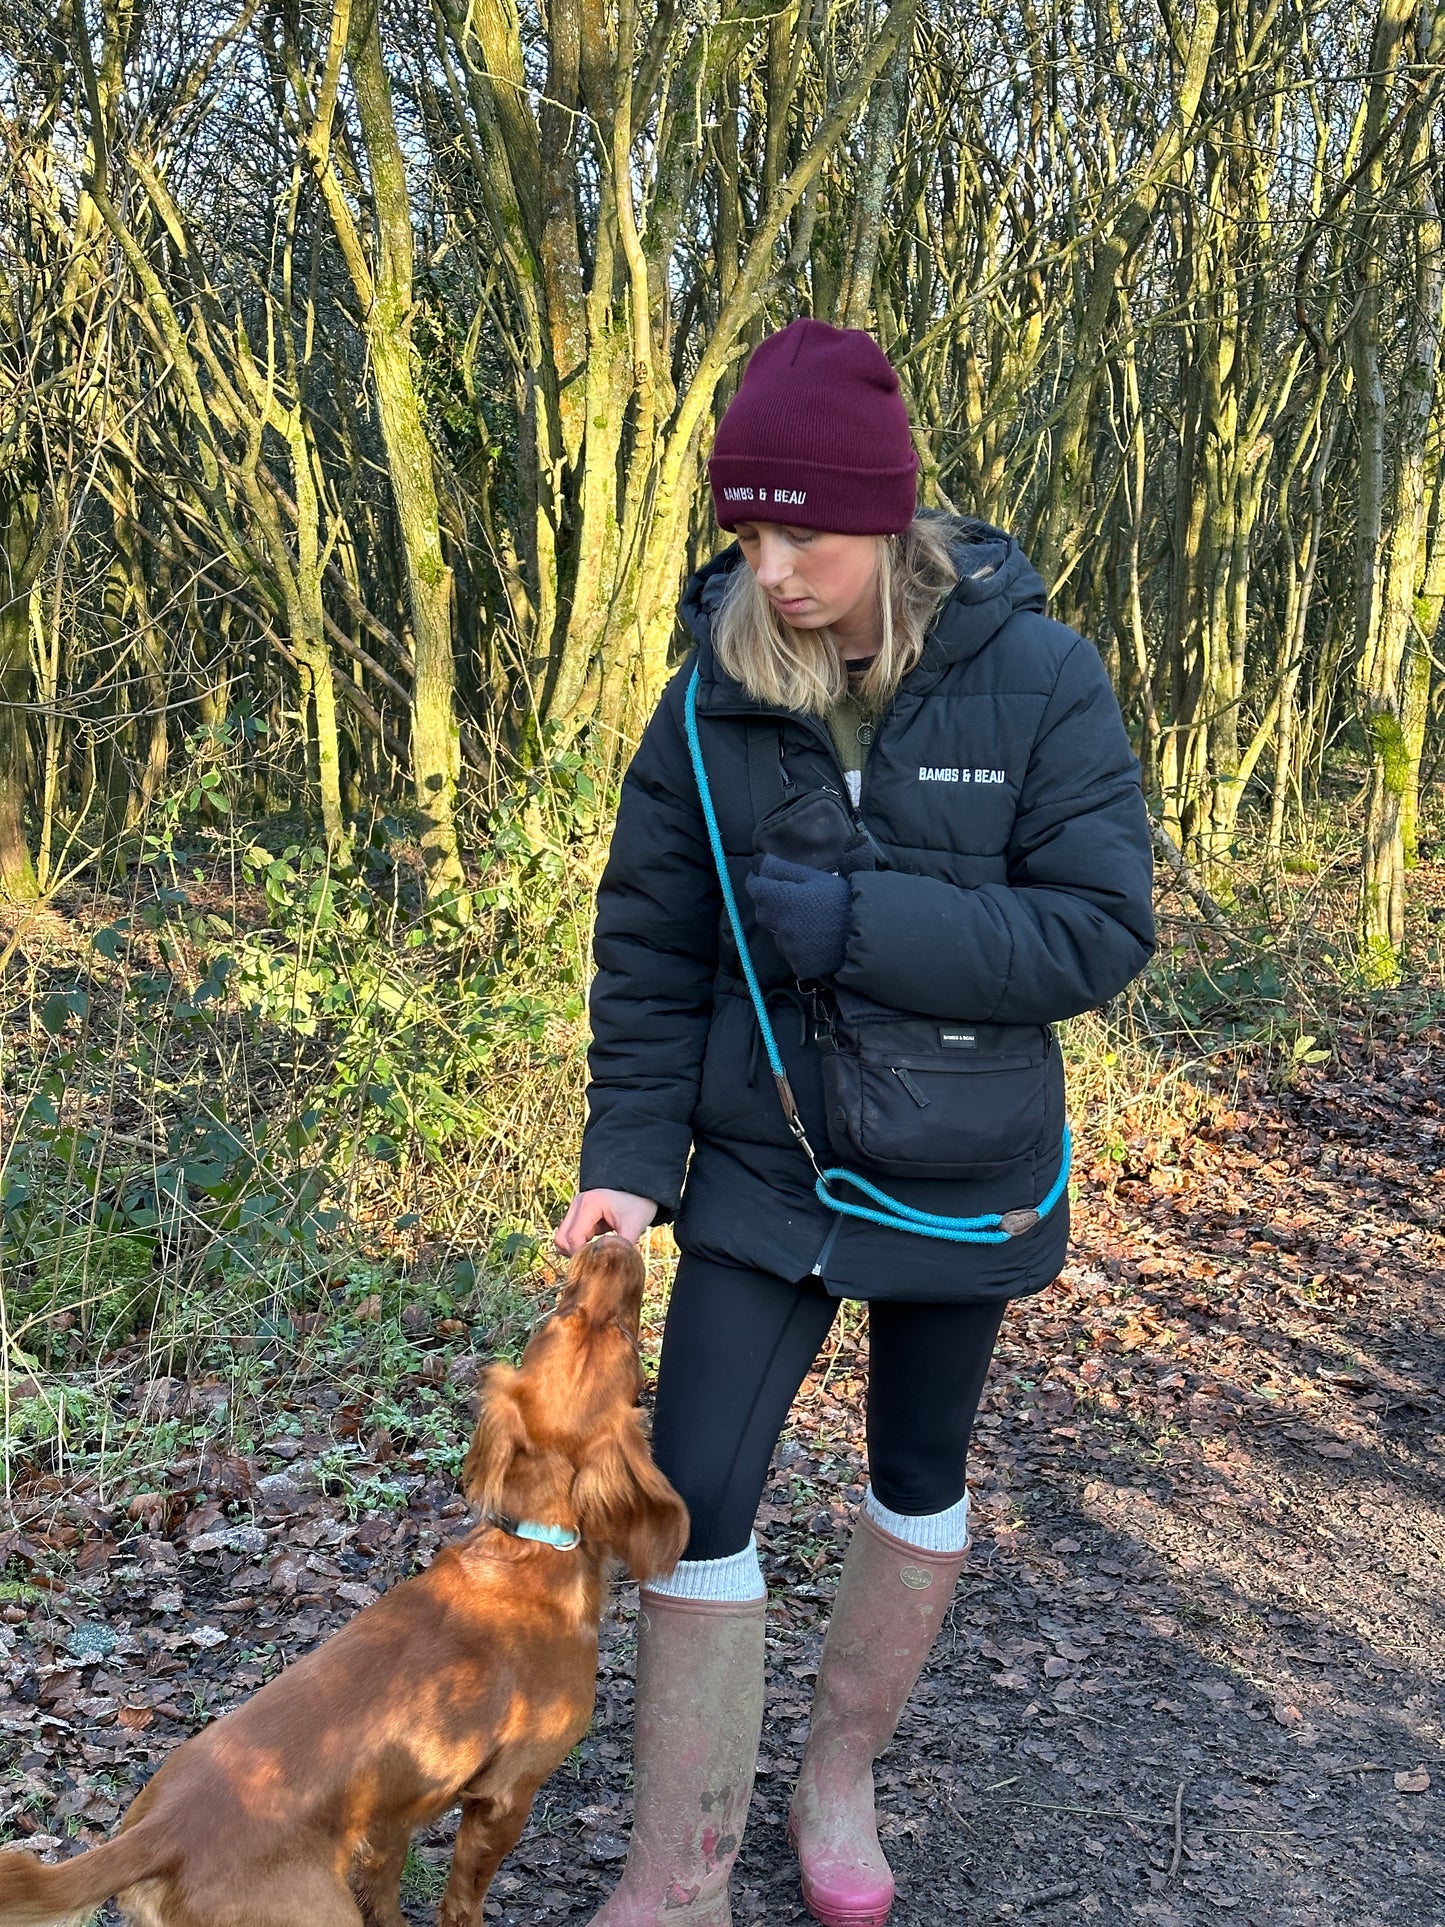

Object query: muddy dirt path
[4,1029,1441,1924]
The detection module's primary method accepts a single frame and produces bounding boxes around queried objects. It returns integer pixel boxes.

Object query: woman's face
[733,522,882,654]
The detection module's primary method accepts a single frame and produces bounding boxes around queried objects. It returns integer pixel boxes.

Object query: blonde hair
[709,512,966,715]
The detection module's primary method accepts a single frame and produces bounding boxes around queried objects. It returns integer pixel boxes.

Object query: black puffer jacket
[579,523,1155,1303]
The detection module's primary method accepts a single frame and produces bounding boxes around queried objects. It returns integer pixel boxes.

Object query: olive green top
[826,657,878,803]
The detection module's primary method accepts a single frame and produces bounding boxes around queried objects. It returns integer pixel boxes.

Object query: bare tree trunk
[1400,628,1433,868]
[115,510,169,824]
[1352,0,1445,972]
[839,21,910,329]
[1268,402,1336,864]
[434,0,921,740]
[344,0,464,900]
[0,510,41,902]
[1033,0,1221,592]
[1401,393,1445,865]
[276,445,349,857]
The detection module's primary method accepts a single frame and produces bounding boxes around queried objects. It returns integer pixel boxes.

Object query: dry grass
[4,799,1444,1453]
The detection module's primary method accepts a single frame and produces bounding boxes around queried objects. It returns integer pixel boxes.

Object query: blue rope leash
[683,667,1070,1244]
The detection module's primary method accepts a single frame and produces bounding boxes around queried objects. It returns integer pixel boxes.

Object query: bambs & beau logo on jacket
[918,766,1006,784]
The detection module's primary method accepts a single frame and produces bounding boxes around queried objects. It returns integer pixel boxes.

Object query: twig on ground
[1169,1780,1185,1877]
[1203,1826,1306,1837]
[1016,1881,1079,1911]
[1149,820,1233,929]
[1002,1799,1165,1822]
[1000,1796,1304,1844]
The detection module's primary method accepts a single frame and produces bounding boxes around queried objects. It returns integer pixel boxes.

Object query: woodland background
[0,0,1442,1394]
[2,0,1443,937]
[1,4,1443,1916]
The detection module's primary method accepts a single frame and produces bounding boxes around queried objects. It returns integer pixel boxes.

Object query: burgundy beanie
[707,318,920,535]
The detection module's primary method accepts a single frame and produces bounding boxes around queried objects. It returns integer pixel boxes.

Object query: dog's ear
[571,1413,690,1582]
[462,1364,529,1512]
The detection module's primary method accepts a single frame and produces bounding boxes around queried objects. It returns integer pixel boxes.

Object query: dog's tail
[0,1820,166,1925]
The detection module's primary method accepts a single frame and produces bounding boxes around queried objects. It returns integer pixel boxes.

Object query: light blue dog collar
[488,1512,582,1551]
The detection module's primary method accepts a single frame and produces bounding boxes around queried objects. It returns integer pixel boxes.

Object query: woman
[556,319,1155,1927]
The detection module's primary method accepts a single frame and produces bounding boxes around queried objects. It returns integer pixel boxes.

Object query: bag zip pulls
[777,733,796,799]
[892,1065,929,1108]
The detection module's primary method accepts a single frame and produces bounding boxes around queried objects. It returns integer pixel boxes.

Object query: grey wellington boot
[788,1513,968,1926]
[589,1589,766,1925]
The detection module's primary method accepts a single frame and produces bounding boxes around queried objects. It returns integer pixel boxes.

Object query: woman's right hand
[554,1188,658,1255]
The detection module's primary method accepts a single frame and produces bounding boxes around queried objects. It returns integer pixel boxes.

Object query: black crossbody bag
[748,725,1055,1185]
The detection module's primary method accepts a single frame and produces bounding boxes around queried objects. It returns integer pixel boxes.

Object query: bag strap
[684,666,1071,1246]
[745,720,790,829]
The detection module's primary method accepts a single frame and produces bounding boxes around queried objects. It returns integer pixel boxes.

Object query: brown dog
[0,1236,687,1926]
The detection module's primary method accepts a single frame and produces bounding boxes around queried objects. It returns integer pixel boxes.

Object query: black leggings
[650,1252,1008,1562]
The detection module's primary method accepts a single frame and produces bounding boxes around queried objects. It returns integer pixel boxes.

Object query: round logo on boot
[900,1565,933,1589]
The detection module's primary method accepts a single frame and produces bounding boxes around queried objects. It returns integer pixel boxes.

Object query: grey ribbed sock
[645,1536,767,1602]
[864,1484,970,1553]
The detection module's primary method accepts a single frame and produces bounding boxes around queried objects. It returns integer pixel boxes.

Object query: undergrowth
[1,741,604,1474]
[3,752,1443,1489]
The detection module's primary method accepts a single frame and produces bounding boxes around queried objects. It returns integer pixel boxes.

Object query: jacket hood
[679,514,1048,705]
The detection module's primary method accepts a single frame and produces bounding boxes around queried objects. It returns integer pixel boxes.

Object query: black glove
[745,854,853,980]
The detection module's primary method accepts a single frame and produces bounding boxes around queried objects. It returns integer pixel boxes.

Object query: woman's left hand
[745,855,851,979]
[554,1188,658,1254]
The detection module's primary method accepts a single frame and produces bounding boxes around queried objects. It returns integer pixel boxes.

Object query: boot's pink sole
[788,1813,894,1927]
